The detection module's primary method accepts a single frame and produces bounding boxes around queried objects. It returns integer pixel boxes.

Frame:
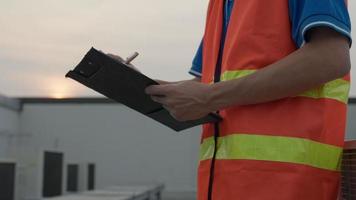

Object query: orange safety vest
[198,0,350,200]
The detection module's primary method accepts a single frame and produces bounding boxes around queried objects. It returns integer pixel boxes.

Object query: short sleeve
[189,40,203,77]
[289,0,352,47]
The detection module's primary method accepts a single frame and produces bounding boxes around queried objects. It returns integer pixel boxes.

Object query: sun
[48,77,77,99]
[50,92,67,99]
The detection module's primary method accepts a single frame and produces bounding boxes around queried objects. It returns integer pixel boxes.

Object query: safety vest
[199,0,350,200]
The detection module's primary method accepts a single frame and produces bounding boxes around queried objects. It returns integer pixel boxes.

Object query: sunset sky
[1,0,356,98]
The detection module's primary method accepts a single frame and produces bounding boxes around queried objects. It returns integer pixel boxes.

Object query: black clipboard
[65,48,221,131]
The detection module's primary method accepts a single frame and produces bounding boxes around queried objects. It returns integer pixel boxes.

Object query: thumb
[145,84,172,96]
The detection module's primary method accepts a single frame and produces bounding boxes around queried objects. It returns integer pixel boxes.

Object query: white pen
[125,52,139,64]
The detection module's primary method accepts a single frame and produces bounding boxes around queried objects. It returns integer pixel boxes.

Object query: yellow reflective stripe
[221,70,256,80]
[299,79,350,104]
[220,70,350,104]
[200,134,342,171]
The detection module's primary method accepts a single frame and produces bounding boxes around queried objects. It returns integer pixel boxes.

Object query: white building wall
[0,106,20,158]
[0,97,353,200]
[17,101,356,197]
[19,103,200,195]
[0,99,21,200]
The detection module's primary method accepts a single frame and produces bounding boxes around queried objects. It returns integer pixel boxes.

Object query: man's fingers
[162,105,171,111]
[145,85,172,96]
[151,96,168,105]
[154,79,172,85]
[160,105,181,121]
[127,64,140,72]
[107,53,141,73]
[107,53,125,62]
[151,97,178,120]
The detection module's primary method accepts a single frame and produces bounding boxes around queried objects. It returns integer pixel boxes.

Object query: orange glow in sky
[47,77,79,99]
[51,92,67,99]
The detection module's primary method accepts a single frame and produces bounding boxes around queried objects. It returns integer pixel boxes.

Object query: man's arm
[146,28,351,121]
[208,27,350,108]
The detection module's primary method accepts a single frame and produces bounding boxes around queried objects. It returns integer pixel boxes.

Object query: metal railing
[43,184,165,200]
[340,140,356,200]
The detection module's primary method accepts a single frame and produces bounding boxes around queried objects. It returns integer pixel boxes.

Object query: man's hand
[145,80,214,121]
[107,53,140,72]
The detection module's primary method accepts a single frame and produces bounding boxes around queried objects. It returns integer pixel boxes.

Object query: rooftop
[0,94,355,112]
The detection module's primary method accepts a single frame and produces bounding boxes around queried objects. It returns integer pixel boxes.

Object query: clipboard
[65,48,222,131]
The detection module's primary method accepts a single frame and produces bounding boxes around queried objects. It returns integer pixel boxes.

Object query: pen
[125,52,139,64]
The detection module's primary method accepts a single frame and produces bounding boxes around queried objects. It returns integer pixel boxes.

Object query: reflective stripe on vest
[200,134,342,171]
[221,70,350,104]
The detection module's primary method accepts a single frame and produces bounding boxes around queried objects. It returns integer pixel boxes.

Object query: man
[145,0,351,199]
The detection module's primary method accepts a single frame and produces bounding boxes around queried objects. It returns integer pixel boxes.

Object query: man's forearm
[207,28,350,110]
[145,28,350,121]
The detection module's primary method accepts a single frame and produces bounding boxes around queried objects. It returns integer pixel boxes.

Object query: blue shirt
[189,0,352,77]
